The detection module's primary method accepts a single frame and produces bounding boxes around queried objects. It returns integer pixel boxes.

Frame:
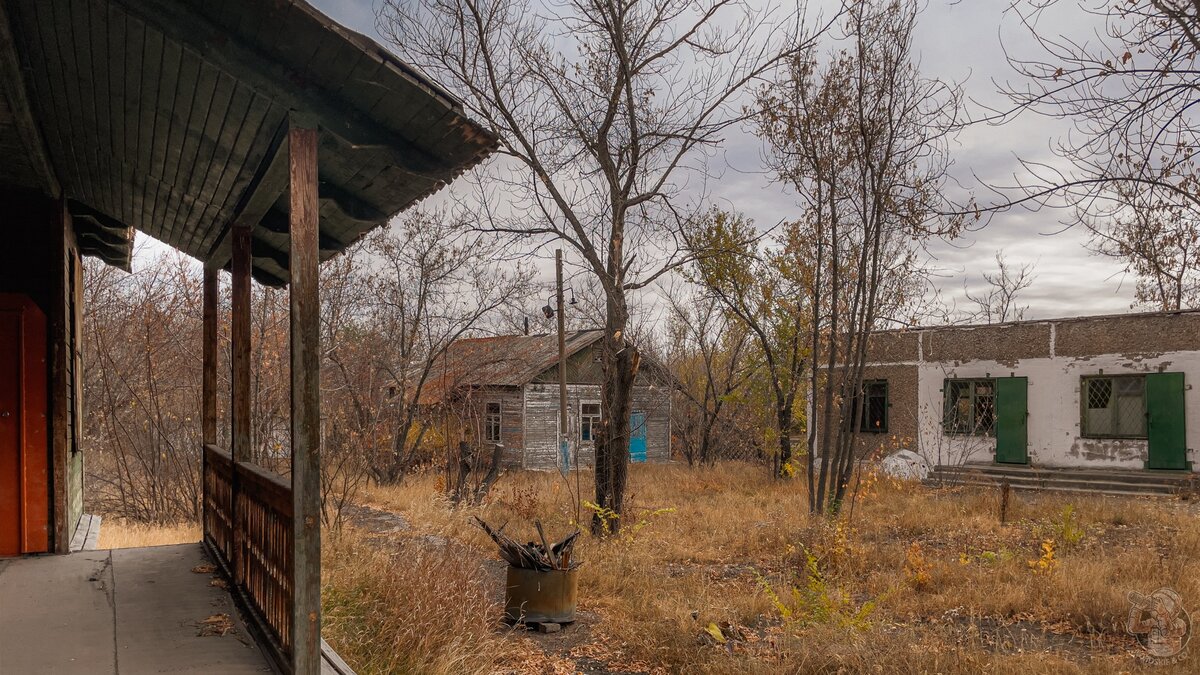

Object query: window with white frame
[484,401,502,443]
[580,401,601,442]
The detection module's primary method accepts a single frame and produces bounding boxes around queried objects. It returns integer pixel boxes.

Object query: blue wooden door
[629,411,647,463]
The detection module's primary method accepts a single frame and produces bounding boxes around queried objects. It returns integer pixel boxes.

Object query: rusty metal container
[504,566,579,624]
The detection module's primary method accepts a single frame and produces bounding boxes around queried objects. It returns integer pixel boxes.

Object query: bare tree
[379,0,820,532]
[355,211,533,484]
[963,251,1037,323]
[1079,176,1200,310]
[756,0,965,514]
[983,1,1200,309]
[83,252,208,522]
[663,281,756,466]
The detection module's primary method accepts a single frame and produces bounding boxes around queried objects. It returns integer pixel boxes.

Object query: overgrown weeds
[96,519,201,549]
[325,463,1200,673]
[321,532,520,675]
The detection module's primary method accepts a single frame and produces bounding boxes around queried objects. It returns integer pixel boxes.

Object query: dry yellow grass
[96,519,201,549]
[322,463,1200,674]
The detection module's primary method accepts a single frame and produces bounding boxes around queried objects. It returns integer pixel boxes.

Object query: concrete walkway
[0,543,272,674]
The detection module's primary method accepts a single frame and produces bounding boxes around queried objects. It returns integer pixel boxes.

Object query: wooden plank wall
[442,386,524,468]
[0,190,82,552]
[522,383,672,470]
[65,242,84,537]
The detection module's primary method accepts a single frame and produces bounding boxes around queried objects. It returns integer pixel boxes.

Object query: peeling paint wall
[914,352,1198,470]
[816,312,1200,470]
[863,311,1200,471]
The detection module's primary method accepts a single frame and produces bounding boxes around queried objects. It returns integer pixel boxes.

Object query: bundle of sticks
[474,516,580,571]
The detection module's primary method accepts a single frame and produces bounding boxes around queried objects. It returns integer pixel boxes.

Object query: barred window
[580,402,601,442]
[484,401,502,443]
[943,379,995,435]
[1082,375,1146,438]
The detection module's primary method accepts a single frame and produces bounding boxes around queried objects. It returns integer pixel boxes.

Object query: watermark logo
[1126,588,1191,664]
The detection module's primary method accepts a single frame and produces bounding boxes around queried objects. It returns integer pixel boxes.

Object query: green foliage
[756,548,877,631]
[959,548,1014,566]
[582,500,619,537]
[1030,504,1087,551]
[582,501,675,543]
[1054,505,1086,548]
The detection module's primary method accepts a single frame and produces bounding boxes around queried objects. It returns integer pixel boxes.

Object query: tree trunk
[776,401,792,476]
[593,295,635,535]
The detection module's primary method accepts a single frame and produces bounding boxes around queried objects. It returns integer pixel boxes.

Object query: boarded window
[1082,375,1146,438]
[484,401,502,443]
[580,402,601,442]
[943,379,995,435]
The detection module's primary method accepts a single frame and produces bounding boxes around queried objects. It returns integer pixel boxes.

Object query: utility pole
[556,249,569,474]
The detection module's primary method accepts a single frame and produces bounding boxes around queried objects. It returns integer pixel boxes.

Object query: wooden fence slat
[203,444,293,672]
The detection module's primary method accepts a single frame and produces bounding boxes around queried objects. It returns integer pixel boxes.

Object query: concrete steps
[926,463,1199,497]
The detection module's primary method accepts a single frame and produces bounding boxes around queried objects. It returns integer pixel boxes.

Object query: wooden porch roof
[0,0,496,283]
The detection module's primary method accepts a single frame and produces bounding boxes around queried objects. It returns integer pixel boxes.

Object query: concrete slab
[0,550,116,674]
[0,543,273,674]
[112,544,272,674]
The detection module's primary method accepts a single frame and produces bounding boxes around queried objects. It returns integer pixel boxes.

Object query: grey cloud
[304,0,1141,322]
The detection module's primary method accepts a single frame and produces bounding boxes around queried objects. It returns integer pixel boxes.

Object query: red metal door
[0,294,49,556]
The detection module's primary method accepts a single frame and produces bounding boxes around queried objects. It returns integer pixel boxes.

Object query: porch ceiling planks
[1,0,496,284]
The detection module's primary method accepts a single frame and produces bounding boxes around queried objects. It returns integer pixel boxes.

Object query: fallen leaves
[196,613,235,637]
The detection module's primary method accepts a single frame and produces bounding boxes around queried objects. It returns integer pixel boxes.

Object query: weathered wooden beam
[288,122,322,675]
[249,233,341,276]
[202,268,218,446]
[258,209,345,252]
[201,266,218,548]
[230,220,252,586]
[50,202,71,553]
[220,259,289,290]
[206,120,291,269]
[318,179,387,225]
[68,203,135,271]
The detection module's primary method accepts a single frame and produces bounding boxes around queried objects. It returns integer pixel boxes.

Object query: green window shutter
[995,377,1028,464]
[1146,372,1189,470]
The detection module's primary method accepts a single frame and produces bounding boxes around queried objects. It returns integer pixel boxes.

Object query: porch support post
[230,219,252,584]
[288,120,322,674]
[201,267,218,539]
[202,269,219,445]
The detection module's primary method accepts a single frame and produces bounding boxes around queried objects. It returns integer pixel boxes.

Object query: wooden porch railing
[203,444,293,672]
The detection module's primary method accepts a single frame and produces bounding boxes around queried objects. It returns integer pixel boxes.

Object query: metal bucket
[504,566,579,624]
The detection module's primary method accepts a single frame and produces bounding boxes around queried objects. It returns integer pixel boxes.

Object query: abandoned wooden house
[421,330,674,470]
[816,310,1198,490]
[0,1,494,673]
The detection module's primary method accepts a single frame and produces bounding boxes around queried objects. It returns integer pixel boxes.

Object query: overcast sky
[279,0,1141,320]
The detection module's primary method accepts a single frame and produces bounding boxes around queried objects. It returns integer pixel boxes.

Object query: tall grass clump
[96,519,201,549]
[321,531,517,675]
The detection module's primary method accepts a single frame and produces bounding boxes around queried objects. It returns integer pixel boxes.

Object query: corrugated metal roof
[420,330,604,404]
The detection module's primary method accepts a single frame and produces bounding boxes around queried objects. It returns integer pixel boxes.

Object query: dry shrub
[96,519,201,549]
[321,531,519,675]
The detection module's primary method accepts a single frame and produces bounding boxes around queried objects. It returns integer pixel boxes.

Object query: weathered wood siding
[454,386,525,468]
[0,190,85,552]
[522,382,672,470]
